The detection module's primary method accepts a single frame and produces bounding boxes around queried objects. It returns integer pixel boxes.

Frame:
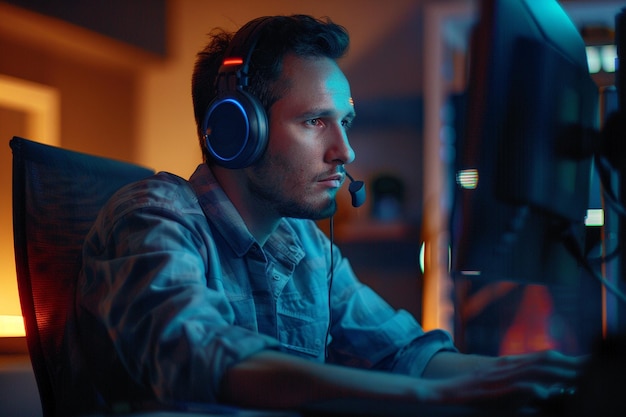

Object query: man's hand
[424,350,584,408]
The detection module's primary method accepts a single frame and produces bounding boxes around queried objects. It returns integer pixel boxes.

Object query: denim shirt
[76,163,456,405]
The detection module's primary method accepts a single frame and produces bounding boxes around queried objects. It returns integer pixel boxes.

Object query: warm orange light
[222,57,244,66]
[499,285,564,355]
[1,75,60,337]
[0,315,26,337]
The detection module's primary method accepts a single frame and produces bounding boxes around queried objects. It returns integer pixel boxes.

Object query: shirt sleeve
[77,181,280,405]
[325,234,457,376]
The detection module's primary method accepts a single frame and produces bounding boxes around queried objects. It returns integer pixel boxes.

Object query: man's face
[245,54,356,220]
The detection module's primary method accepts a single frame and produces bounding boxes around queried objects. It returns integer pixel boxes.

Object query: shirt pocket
[277,290,328,360]
[226,294,258,332]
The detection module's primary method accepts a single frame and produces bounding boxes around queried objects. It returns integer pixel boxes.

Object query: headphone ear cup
[203,89,268,169]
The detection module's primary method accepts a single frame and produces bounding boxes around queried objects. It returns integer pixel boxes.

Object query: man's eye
[306,118,321,126]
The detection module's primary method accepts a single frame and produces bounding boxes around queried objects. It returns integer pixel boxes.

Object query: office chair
[11,136,155,417]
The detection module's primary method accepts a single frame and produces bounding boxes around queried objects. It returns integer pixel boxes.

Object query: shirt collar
[188,163,255,257]
[187,163,305,266]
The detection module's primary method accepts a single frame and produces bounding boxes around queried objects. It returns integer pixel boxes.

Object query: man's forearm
[220,350,435,409]
[422,351,496,379]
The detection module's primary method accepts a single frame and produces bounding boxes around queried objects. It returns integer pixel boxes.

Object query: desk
[79,400,564,417]
[300,399,555,417]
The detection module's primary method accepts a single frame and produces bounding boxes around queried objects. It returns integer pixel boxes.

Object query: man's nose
[328,124,355,164]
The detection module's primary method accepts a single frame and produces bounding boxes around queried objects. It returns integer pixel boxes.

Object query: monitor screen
[450,0,600,285]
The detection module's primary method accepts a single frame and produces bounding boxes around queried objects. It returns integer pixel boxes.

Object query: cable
[561,225,626,305]
[595,155,626,218]
[324,215,334,360]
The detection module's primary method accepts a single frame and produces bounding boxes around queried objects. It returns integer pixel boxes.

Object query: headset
[201,16,273,169]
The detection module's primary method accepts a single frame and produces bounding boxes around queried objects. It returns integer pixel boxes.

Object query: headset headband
[216,16,274,92]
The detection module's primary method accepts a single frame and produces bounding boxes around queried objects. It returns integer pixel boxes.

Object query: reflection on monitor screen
[451,0,599,285]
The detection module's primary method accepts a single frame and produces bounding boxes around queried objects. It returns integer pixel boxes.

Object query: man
[76,14,582,413]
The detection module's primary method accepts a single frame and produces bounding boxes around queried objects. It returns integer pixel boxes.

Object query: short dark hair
[191,15,350,161]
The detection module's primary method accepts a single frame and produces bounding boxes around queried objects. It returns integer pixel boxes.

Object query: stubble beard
[247,157,338,220]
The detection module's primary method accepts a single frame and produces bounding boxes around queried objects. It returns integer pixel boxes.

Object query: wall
[0,2,157,321]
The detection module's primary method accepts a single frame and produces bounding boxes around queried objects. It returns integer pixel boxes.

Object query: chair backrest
[11,136,155,417]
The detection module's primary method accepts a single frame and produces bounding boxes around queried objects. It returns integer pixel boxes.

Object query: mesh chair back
[11,136,154,416]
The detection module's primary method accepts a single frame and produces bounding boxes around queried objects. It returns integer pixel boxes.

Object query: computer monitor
[450,0,600,285]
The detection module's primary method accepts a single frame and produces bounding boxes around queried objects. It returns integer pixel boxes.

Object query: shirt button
[272,274,280,281]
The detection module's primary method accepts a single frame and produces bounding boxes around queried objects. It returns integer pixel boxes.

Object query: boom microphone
[344,170,366,208]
